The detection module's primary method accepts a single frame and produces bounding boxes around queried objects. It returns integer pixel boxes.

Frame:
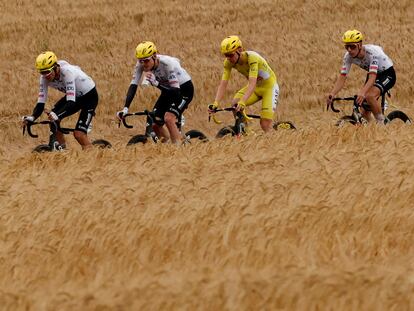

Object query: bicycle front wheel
[184,129,208,142]
[335,115,358,127]
[127,134,149,146]
[386,110,411,124]
[216,126,236,139]
[92,139,112,149]
[32,144,52,153]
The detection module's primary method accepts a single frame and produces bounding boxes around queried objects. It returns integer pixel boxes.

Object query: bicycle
[119,110,208,145]
[209,107,296,138]
[328,93,411,126]
[23,120,112,153]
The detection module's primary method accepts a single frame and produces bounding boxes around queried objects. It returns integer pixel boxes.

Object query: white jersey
[37,60,95,103]
[130,54,191,88]
[340,44,393,76]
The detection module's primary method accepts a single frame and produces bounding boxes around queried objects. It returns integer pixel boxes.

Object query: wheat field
[1,0,414,310]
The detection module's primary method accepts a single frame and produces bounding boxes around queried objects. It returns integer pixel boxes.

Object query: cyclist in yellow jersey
[208,35,280,132]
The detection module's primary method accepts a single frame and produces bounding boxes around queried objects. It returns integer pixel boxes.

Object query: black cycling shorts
[365,66,396,95]
[52,87,99,133]
[152,80,194,126]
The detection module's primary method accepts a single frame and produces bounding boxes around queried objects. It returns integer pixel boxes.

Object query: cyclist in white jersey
[117,41,194,144]
[326,30,396,123]
[22,51,99,149]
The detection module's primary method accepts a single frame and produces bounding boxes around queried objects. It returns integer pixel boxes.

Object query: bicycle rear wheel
[216,126,236,139]
[92,139,112,148]
[32,144,52,153]
[335,115,358,126]
[127,134,149,146]
[386,110,411,124]
[184,129,208,142]
[273,121,296,130]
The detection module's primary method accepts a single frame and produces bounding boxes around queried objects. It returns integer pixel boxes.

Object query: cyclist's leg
[233,85,260,105]
[365,86,383,122]
[52,96,81,146]
[73,87,98,149]
[258,82,279,132]
[165,81,194,143]
[233,85,260,133]
[365,68,396,123]
[152,93,170,142]
[359,106,373,122]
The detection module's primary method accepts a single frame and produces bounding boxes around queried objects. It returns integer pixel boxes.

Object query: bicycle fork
[48,122,64,151]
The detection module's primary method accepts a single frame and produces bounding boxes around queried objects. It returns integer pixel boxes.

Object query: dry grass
[1,0,414,310]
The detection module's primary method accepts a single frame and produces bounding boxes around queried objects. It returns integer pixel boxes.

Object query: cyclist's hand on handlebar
[116,107,129,120]
[233,100,246,112]
[47,111,59,122]
[21,115,34,126]
[208,101,219,113]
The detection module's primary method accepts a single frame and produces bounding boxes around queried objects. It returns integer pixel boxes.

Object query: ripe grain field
[1,0,414,310]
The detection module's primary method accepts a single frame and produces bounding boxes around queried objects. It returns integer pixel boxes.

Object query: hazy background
[1,0,414,309]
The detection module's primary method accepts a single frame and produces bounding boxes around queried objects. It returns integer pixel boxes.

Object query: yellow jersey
[221,51,277,84]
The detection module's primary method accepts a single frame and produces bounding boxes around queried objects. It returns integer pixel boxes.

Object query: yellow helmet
[35,51,57,72]
[342,30,363,44]
[135,41,157,59]
[220,35,242,54]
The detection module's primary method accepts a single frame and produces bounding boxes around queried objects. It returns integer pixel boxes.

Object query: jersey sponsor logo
[169,108,180,115]
[178,99,187,110]
[78,125,88,131]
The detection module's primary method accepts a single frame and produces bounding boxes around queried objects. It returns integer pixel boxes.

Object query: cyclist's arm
[32,102,45,120]
[125,62,143,108]
[214,61,232,104]
[239,55,259,103]
[214,79,228,104]
[329,74,347,97]
[329,53,352,97]
[357,73,376,102]
[124,84,138,109]
[34,77,48,119]
[358,55,379,97]
[64,70,76,102]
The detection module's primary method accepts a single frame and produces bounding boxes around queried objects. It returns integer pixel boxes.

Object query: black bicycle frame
[209,107,260,136]
[120,110,159,142]
[23,120,75,150]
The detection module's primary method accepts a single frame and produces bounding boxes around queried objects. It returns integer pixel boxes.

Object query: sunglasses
[344,44,358,50]
[139,58,152,64]
[39,68,54,76]
[224,52,235,58]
